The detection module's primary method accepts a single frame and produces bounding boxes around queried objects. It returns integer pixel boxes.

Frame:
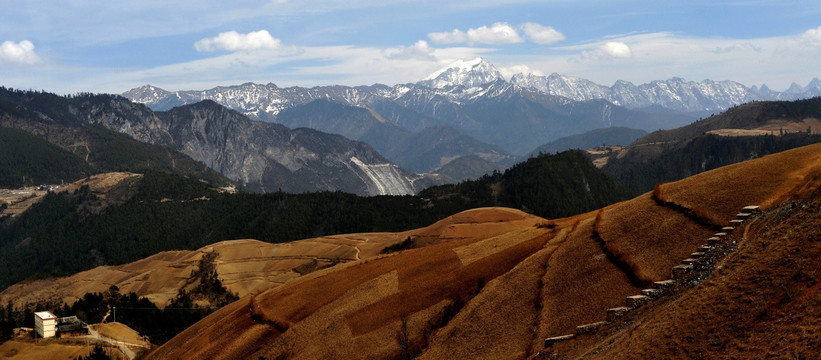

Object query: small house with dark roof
[56,316,89,337]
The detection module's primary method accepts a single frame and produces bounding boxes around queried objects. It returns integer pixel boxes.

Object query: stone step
[714,232,728,237]
[690,252,705,259]
[729,219,744,227]
[681,258,697,265]
[698,245,713,253]
[742,205,760,213]
[544,334,575,347]
[653,279,676,289]
[641,288,662,298]
[672,264,693,279]
[626,294,651,308]
[721,227,735,232]
[606,307,630,322]
[576,321,609,335]
[706,237,720,245]
[736,212,752,220]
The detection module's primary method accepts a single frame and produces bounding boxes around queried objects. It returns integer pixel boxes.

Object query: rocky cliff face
[77,97,429,195]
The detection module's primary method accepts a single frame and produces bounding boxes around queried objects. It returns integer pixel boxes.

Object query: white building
[34,311,57,338]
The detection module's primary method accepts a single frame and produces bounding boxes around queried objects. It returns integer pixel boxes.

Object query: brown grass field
[546,181,821,359]
[0,340,90,360]
[0,339,123,360]
[6,143,820,359]
[140,143,821,360]
[597,193,715,282]
[94,322,147,347]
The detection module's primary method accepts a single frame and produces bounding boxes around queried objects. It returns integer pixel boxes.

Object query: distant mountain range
[511,73,821,114]
[123,58,820,158]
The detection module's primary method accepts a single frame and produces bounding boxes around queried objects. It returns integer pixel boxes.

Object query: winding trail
[85,325,150,360]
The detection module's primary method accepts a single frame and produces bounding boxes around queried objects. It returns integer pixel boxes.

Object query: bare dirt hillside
[145,143,821,360]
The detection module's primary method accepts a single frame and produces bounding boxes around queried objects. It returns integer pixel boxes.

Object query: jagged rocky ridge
[92,99,431,195]
[509,73,821,114]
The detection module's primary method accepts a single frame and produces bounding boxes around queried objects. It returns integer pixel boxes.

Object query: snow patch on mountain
[417,58,502,90]
[124,59,821,120]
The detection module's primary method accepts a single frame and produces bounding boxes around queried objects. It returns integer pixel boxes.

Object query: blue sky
[1,0,820,94]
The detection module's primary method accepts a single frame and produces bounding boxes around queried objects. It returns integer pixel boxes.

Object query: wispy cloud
[0,40,40,64]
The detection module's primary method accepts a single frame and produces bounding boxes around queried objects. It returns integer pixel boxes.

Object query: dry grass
[0,339,104,360]
[571,188,821,359]
[2,207,541,310]
[658,143,821,224]
[420,245,554,360]
[94,322,147,347]
[537,216,641,338]
[597,193,715,282]
[59,145,821,360]
[144,208,552,360]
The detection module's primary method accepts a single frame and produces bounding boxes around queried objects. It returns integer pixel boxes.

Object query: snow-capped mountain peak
[121,84,172,104]
[806,77,821,91]
[418,57,502,90]
[124,59,821,118]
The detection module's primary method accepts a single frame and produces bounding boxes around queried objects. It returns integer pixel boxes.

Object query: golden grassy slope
[0,340,92,360]
[0,207,541,309]
[143,207,549,359]
[144,143,821,360]
[549,184,821,359]
[55,143,820,359]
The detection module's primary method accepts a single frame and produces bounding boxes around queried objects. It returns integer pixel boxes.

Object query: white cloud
[802,26,821,45]
[467,22,523,45]
[0,40,41,64]
[575,41,632,60]
[429,22,523,45]
[520,23,565,45]
[598,41,632,58]
[385,40,436,60]
[195,30,282,52]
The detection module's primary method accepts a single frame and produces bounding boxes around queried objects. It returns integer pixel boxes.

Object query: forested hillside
[0,127,94,187]
[603,97,821,193]
[0,88,234,188]
[419,150,633,218]
[0,151,631,290]
[605,133,821,193]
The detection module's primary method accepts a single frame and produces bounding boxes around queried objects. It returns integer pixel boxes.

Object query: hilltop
[144,142,821,359]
